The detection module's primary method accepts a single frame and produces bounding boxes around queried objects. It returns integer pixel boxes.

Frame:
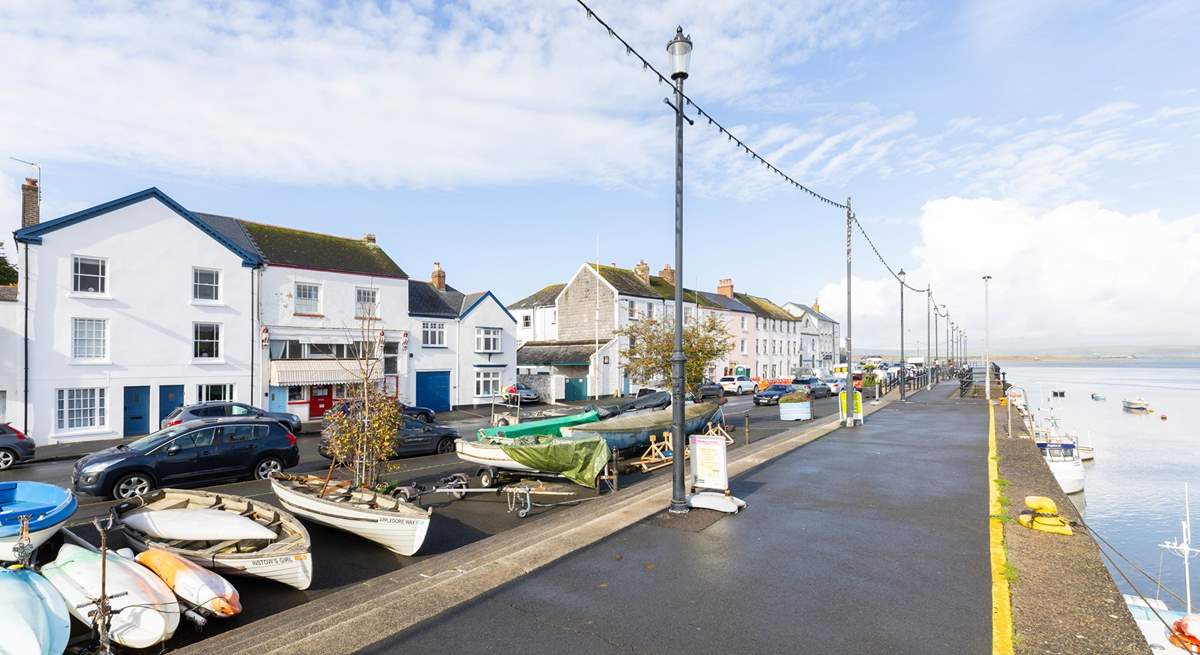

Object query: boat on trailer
[561,402,723,452]
[0,481,77,562]
[455,434,611,488]
[271,474,431,557]
[113,488,313,590]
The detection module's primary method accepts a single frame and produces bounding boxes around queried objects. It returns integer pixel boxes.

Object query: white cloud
[1074,102,1139,127]
[816,197,1200,352]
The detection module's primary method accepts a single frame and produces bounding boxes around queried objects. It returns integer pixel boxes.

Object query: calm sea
[1000,359,1200,609]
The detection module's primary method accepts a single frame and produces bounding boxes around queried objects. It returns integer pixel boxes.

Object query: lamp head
[667,26,692,80]
[898,268,906,282]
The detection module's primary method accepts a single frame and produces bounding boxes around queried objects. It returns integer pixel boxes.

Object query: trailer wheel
[478,468,496,489]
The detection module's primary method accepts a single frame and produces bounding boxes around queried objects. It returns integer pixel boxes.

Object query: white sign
[690,434,729,492]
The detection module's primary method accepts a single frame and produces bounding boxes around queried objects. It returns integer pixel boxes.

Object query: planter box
[779,401,812,421]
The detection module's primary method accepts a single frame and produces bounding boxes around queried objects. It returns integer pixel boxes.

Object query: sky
[1,0,1198,354]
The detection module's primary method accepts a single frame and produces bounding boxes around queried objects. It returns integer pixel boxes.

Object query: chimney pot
[362,233,376,244]
[659,264,675,286]
[633,260,650,286]
[717,278,734,299]
[431,262,446,291]
[21,177,39,229]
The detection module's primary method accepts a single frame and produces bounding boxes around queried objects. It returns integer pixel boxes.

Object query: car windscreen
[125,425,189,452]
[719,377,734,382]
[766,385,789,391]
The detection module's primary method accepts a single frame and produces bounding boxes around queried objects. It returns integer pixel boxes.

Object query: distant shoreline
[994,354,1200,361]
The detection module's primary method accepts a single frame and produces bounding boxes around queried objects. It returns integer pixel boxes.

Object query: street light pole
[983,275,992,401]
[667,27,693,515]
[844,198,855,426]
[926,288,931,389]
[898,268,906,402]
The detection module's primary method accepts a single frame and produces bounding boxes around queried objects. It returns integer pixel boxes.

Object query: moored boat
[1036,439,1085,494]
[1123,397,1152,412]
[0,482,77,562]
[0,566,71,655]
[1091,393,1106,401]
[271,474,431,556]
[561,402,722,451]
[114,488,313,590]
[40,543,180,649]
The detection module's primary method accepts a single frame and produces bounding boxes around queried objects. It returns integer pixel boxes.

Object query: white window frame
[355,287,379,319]
[475,327,502,353]
[71,317,108,361]
[55,387,107,432]
[197,384,234,402]
[192,267,221,303]
[71,255,108,296]
[193,322,222,360]
[294,282,321,315]
[474,370,502,397]
[422,321,446,347]
[550,309,557,325]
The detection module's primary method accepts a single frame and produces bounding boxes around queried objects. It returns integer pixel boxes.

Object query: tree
[0,244,16,286]
[617,314,733,393]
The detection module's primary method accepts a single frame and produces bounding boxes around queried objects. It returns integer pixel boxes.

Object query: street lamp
[667,26,692,515]
[925,288,932,389]
[898,268,906,402]
[983,274,992,401]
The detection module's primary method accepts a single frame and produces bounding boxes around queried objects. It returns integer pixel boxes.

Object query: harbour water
[1001,359,1200,609]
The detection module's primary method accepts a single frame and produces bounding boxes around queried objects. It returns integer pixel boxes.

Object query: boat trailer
[389,473,580,519]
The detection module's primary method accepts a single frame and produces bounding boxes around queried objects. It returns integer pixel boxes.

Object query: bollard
[743,411,750,446]
[611,447,619,491]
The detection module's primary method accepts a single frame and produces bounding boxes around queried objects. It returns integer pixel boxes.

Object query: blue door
[158,385,184,426]
[123,385,151,436]
[268,387,288,413]
[415,371,451,413]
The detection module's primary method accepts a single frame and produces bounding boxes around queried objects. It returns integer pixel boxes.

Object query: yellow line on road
[988,400,1015,654]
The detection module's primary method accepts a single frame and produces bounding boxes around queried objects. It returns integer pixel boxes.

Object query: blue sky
[2,1,1198,351]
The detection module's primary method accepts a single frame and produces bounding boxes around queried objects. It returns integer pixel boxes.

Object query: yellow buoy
[1017,496,1073,536]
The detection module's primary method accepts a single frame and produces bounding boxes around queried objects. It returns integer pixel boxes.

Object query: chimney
[659,264,675,286]
[431,262,446,291]
[717,278,734,298]
[362,233,377,245]
[21,178,39,228]
[812,297,821,313]
[633,260,650,286]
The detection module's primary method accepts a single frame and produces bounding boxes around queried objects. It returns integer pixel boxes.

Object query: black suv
[72,417,301,499]
[162,401,302,435]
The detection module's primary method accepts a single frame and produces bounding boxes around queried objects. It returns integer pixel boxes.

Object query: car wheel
[436,437,455,455]
[112,473,154,499]
[254,456,284,480]
[0,448,16,471]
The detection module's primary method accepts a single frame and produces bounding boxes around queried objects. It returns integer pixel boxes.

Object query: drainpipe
[23,243,29,435]
[249,266,255,407]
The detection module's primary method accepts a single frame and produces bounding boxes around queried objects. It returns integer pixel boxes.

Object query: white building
[783,300,841,371]
[510,283,562,346]
[733,291,804,380]
[9,186,515,444]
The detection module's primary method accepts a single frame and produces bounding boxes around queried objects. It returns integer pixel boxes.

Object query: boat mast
[1161,482,1198,614]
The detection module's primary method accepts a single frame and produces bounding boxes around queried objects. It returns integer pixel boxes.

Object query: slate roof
[517,340,597,366]
[508,283,565,310]
[194,213,407,279]
[696,291,754,314]
[734,292,796,321]
[587,264,719,307]
[0,286,17,302]
[785,301,839,326]
[408,280,465,318]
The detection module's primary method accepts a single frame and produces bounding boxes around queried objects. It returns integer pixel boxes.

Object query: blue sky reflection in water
[1002,359,1200,610]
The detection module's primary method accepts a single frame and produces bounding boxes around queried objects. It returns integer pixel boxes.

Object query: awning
[269,360,383,387]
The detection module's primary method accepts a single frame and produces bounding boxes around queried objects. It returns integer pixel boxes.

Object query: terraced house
[6,185,513,444]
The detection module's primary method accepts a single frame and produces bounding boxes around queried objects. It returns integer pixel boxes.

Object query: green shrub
[779,390,811,403]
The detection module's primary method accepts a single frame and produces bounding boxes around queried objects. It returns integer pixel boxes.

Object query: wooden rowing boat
[113,488,313,591]
[270,474,431,557]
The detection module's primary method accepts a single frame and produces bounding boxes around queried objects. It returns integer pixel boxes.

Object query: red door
[309,385,333,418]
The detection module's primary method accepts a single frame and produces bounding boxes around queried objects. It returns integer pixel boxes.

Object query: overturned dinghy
[114,488,313,590]
[0,566,71,655]
[271,474,432,556]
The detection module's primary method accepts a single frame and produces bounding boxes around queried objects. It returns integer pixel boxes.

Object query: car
[318,416,460,460]
[823,377,844,394]
[753,384,796,406]
[162,401,302,435]
[72,417,300,499]
[792,376,831,398]
[325,400,436,426]
[719,375,756,395]
[692,380,725,401]
[504,383,540,404]
[0,422,35,471]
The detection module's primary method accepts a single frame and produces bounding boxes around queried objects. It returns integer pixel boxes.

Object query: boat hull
[1047,460,1085,494]
[455,439,537,472]
[136,549,241,617]
[0,481,78,562]
[271,478,431,557]
[0,567,70,655]
[563,403,722,451]
[0,523,67,562]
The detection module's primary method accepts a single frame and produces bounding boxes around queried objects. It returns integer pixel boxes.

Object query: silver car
[505,383,539,404]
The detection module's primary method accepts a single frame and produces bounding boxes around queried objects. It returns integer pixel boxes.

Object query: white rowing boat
[0,566,70,655]
[114,488,313,590]
[271,474,431,556]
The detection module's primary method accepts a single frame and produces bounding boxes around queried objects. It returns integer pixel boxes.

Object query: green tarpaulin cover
[483,434,610,488]
[478,409,600,440]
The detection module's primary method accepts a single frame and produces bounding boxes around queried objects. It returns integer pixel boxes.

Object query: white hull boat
[0,482,77,562]
[0,566,71,655]
[1123,397,1152,412]
[456,439,537,472]
[1037,440,1085,494]
[114,488,313,590]
[40,544,180,650]
[271,474,431,557]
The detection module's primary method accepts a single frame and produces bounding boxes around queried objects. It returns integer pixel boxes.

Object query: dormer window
[73,256,106,294]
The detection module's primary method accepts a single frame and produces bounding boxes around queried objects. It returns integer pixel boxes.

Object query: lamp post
[898,269,906,402]
[926,288,932,389]
[934,304,941,368]
[983,275,992,401]
[667,26,692,515]
[844,198,855,426]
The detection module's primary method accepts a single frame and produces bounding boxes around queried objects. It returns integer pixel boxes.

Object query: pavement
[367,384,991,655]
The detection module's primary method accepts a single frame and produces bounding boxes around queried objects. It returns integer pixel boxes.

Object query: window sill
[67,292,113,300]
[68,359,112,366]
[353,316,380,321]
[423,345,448,349]
[293,313,325,318]
[191,300,225,307]
[191,358,227,365]
[50,427,115,441]
[475,351,503,355]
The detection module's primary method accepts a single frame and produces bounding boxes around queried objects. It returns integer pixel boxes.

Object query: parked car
[792,376,831,398]
[324,400,436,427]
[72,417,300,499]
[823,377,844,395]
[692,380,725,401]
[162,401,302,435]
[719,375,756,395]
[0,422,35,471]
[318,417,460,460]
[504,383,540,404]
[753,384,797,406]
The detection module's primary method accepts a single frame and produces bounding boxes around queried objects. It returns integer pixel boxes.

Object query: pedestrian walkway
[367,385,991,655]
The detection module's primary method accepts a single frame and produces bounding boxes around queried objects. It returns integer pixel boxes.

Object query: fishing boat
[561,402,723,451]
[114,488,313,590]
[40,543,180,649]
[478,409,600,440]
[1036,439,1084,494]
[136,549,241,618]
[0,566,71,655]
[271,474,431,556]
[1091,393,1106,401]
[0,481,77,562]
[1125,484,1200,653]
[1124,398,1152,412]
[455,434,611,488]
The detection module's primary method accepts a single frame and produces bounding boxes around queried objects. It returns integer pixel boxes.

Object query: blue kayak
[0,482,77,562]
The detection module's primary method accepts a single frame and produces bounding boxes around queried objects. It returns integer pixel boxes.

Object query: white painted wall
[513,304,557,344]
[407,295,517,409]
[0,296,20,425]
